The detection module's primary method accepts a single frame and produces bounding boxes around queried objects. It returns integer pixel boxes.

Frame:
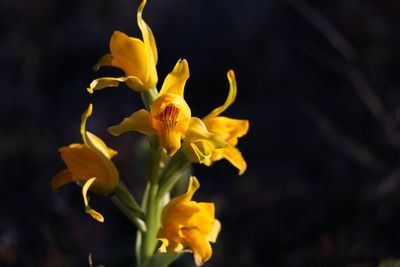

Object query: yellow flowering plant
[53,0,249,266]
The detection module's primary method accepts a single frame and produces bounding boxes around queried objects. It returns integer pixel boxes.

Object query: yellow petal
[79,104,119,183]
[158,128,182,156]
[85,132,113,159]
[159,59,189,97]
[219,146,247,175]
[184,118,226,148]
[183,142,213,164]
[52,169,73,191]
[181,227,212,266]
[80,103,93,145]
[137,0,158,87]
[108,109,156,137]
[109,31,147,79]
[82,177,104,222]
[204,70,237,119]
[59,145,115,193]
[93,53,113,71]
[151,93,191,126]
[208,219,221,243]
[204,117,249,146]
[184,176,200,201]
[162,176,200,222]
[158,238,169,253]
[87,76,144,94]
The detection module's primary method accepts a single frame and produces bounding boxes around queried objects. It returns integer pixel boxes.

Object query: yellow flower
[108,59,190,155]
[183,70,249,175]
[108,59,227,156]
[88,0,158,93]
[52,104,119,222]
[157,176,221,266]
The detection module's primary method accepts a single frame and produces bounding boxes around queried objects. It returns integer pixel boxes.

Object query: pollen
[156,104,180,128]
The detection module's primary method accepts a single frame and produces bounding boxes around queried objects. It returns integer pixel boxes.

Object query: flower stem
[141,87,158,111]
[141,147,162,263]
[158,152,190,200]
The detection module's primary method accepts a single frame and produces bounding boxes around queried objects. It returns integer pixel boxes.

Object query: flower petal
[184,117,227,148]
[158,238,169,253]
[161,177,200,222]
[87,76,144,93]
[159,59,189,97]
[93,53,113,71]
[208,219,221,243]
[183,142,213,164]
[204,117,249,146]
[52,169,73,191]
[137,0,158,87]
[108,109,156,137]
[158,128,182,156]
[109,31,147,77]
[219,146,247,175]
[181,227,212,266]
[82,177,104,222]
[79,104,119,184]
[204,70,237,119]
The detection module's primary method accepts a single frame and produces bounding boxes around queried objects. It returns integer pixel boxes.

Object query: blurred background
[1,0,400,266]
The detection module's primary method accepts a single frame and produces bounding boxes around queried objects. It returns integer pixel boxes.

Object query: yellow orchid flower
[88,0,158,93]
[52,104,119,222]
[108,59,191,156]
[157,176,221,266]
[183,70,249,175]
[108,59,227,156]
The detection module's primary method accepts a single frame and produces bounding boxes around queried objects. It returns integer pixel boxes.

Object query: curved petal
[82,177,104,222]
[181,227,212,266]
[159,59,189,97]
[204,70,237,119]
[219,146,247,175]
[93,53,113,71]
[137,0,158,87]
[52,169,73,191]
[87,76,144,93]
[108,109,156,137]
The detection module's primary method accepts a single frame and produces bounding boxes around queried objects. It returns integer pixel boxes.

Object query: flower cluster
[53,0,248,266]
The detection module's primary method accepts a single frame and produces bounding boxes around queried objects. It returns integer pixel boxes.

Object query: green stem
[141,87,158,111]
[158,152,190,200]
[111,196,146,232]
[114,181,145,219]
[141,147,162,263]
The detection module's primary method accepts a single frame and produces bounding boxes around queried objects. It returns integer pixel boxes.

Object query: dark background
[2,0,400,266]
